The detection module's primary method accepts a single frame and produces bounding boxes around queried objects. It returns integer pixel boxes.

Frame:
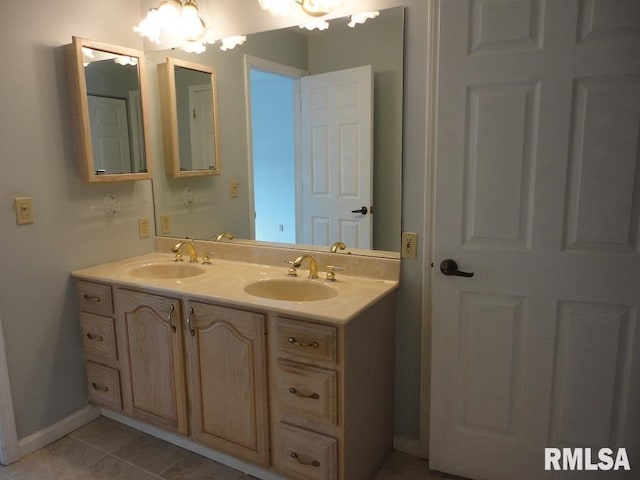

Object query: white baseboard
[18,405,100,459]
[101,409,286,480]
[393,434,425,458]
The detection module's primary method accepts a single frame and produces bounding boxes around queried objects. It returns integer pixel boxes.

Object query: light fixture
[348,11,380,28]
[134,0,208,48]
[299,20,329,31]
[219,35,247,51]
[258,0,343,17]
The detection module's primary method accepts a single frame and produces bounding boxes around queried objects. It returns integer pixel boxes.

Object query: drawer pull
[290,452,320,467]
[91,382,109,392]
[287,337,320,349]
[288,387,320,400]
[86,333,104,342]
[83,294,101,303]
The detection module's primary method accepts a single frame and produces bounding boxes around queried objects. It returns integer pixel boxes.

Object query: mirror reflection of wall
[147,7,403,251]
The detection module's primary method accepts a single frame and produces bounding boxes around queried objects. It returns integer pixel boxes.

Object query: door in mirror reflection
[83,48,147,175]
[87,95,131,174]
[248,60,373,249]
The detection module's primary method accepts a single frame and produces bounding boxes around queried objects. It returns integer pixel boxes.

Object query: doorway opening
[246,58,304,244]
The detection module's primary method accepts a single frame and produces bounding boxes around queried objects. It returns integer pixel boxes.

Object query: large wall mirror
[158,58,221,178]
[65,36,152,182]
[146,7,403,252]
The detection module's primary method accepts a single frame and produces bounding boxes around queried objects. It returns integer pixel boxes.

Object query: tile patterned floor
[0,417,449,480]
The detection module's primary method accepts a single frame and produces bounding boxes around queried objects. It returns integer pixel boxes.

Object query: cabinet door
[185,301,269,466]
[116,289,187,435]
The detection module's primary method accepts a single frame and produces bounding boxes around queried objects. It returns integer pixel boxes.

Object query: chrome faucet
[214,232,234,242]
[292,255,319,279]
[172,240,198,263]
[330,241,346,253]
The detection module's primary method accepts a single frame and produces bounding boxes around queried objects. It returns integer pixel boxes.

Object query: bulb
[257,0,292,16]
[182,41,206,53]
[348,11,380,28]
[299,0,342,16]
[157,0,182,24]
[219,35,247,51]
[298,19,329,31]
[133,9,163,43]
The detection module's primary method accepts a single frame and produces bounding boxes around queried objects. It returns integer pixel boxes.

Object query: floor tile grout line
[70,436,166,479]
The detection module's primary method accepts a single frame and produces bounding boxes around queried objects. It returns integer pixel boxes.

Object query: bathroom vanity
[72,238,399,480]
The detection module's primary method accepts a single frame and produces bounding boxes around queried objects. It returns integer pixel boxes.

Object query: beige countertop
[72,252,399,325]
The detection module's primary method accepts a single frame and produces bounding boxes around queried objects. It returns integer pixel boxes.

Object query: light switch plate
[138,216,151,238]
[15,197,34,225]
[230,178,239,198]
[160,214,171,234]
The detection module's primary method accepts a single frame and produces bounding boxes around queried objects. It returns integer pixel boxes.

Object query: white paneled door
[300,65,373,249]
[188,84,216,171]
[430,1,640,479]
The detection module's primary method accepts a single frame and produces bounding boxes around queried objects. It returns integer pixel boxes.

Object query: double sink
[73,246,398,323]
[130,262,337,302]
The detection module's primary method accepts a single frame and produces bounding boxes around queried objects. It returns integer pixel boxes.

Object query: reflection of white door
[430,2,640,480]
[300,65,373,249]
[189,84,215,170]
[128,90,145,173]
[87,95,131,174]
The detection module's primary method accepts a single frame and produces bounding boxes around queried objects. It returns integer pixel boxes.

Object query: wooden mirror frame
[158,57,221,178]
[65,36,152,183]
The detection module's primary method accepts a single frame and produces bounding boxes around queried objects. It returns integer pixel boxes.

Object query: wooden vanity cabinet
[77,281,124,411]
[269,292,395,480]
[77,279,394,480]
[184,301,270,466]
[115,289,188,435]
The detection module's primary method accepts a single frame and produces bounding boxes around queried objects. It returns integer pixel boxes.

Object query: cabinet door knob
[86,333,104,342]
[91,382,109,392]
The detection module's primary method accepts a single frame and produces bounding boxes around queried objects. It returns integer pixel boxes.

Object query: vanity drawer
[276,318,337,365]
[278,360,337,426]
[77,282,113,316]
[86,362,122,411]
[80,313,117,364]
[278,423,337,480]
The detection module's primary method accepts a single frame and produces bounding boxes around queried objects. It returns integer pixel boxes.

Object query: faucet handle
[174,252,184,262]
[325,265,344,282]
[284,260,298,277]
[202,251,215,265]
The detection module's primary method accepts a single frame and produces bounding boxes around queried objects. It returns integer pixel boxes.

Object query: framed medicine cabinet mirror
[158,58,221,178]
[65,36,152,182]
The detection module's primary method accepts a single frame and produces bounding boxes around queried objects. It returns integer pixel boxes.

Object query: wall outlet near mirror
[138,217,151,238]
[160,214,172,234]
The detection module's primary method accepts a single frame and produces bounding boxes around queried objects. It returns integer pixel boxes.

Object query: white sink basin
[129,263,206,279]
[244,279,337,302]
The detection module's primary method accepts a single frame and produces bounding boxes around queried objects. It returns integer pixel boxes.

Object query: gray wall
[0,0,427,442]
[0,0,155,438]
